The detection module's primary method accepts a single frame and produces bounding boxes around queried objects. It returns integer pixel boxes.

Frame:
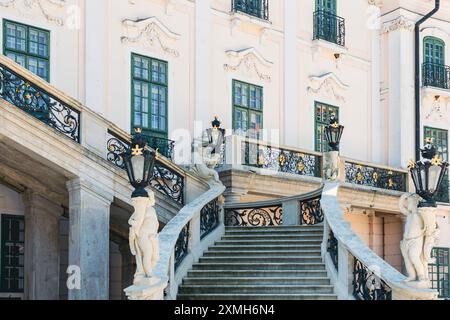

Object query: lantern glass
[428,165,441,193]
[131,154,145,183]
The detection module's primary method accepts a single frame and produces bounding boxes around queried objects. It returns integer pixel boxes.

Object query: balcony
[422,62,450,90]
[232,0,269,21]
[146,136,175,161]
[313,10,346,47]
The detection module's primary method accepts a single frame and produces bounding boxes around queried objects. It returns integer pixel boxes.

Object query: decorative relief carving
[382,16,415,34]
[0,0,67,26]
[121,17,181,57]
[223,48,273,82]
[307,73,349,103]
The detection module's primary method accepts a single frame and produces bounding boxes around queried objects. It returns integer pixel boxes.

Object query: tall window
[429,248,450,299]
[315,102,339,153]
[423,37,448,89]
[131,53,168,140]
[316,0,337,14]
[424,127,449,203]
[424,37,445,65]
[3,20,50,81]
[232,0,269,20]
[1,215,25,293]
[233,80,263,139]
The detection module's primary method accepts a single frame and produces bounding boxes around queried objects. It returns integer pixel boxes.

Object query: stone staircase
[177,225,337,300]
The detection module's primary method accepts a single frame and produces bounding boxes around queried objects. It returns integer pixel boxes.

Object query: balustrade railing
[200,198,221,239]
[174,223,190,270]
[313,10,346,47]
[106,130,185,205]
[147,136,175,161]
[0,58,80,142]
[232,0,269,20]
[327,231,338,271]
[422,62,450,90]
[353,257,392,300]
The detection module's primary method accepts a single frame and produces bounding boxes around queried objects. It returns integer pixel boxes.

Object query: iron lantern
[122,128,157,198]
[324,115,345,152]
[409,139,449,207]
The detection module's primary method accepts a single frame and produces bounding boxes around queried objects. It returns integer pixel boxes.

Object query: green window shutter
[429,248,450,298]
[1,215,25,293]
[424,37,445,65]
[424,127,449,203]
[232,80,263,140]
[3,20,50,81]
[315,101,339,153]
[316,0,337,14]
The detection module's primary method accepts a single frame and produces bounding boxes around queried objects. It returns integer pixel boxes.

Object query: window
[424,37,445,65]
[423,37,449,89]
[232,0,269,20]
[314,0,345,47]
[1,215,25,293]
[316,0,337,14]
[3,20,50,81]
[424,127,449,203]
[429,248,450,299]
[131,53,168,138]
[233,80,263,139]
[315,102,339,153]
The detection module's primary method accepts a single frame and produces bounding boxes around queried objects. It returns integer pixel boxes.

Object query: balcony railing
[422,62,450,90]
[146,136,175,161]
[232,0,269,20]
[0,59,80,142]
[313,10,346,47]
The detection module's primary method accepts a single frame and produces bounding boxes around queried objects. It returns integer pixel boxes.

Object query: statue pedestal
[124,277,167,300]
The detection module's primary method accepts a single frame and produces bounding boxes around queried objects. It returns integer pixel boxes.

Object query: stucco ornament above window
[223,48,273,82]
[121,17,181,57]
[382,16,415,34]
[0,0,67,26]
[307,73,349,103]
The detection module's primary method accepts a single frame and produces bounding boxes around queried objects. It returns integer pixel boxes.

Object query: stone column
[23,191,63,300]
[66,178,113,300]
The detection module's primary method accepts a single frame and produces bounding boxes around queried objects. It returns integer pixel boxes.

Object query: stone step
[225,229,324,236]
[198,256,323,263]
[176,293,337,301]
[204,250,322,257]
[186,270,329,278]
[210,244,321,251]
[192,262,326,271]
[225,226,324,232]
[178,284,335,295]
[215,239,322,246]
[182,277,331,286]
[221,234,323,241]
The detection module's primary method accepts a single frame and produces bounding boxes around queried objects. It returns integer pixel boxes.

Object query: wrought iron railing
[0,60,80,142]
[345,161,407,192]
[146,136,175,161]
[422,62,450,89]
[242,140,323,178]
[200,198,221,239]
[106,130,185,205]
[328,231,338,271]
[232,0,269,20]
[224,187,324,227]
[313,10,346,47]
[174,223,190,270]
[353,257,392,300]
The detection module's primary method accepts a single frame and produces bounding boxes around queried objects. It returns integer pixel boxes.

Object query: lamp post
[323,115,344,181]
[399,139,448,291]
[122,128,165,300]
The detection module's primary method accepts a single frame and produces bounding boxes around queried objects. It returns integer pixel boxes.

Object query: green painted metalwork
[429,247,450,299]
[315,101,339,153]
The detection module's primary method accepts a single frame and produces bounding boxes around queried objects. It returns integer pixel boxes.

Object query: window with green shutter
[429,248,450,299]
[315,101,339,153]
[424,127,449,203]
[1,215,25,293]
[3,20,50,81]
[232,80,263,140]
[424,37,445,65]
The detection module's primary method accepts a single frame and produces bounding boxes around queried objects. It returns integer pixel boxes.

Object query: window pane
[1,215,25,292]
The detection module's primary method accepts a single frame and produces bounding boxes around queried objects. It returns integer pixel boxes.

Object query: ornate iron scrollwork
[345,162,407,192]
[300,198,324,225]
[107,134,185,205]
[353,258,392,300]
[0,63,80,142]
[174,223,190,270]
[328,231,338,271]
[225,206,282,227]
[243,141,322,178]
[200,199,220,239]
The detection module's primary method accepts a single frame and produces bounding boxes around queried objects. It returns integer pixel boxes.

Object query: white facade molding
[382,16,415,34]
[0,0,67,26]
[223,48,273,82]
[307,73,349,103]
[121,17,181,57]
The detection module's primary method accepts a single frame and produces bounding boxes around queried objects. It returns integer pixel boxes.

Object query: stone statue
[399,193,440,288]
[190,117,225,185]
[129,191,160,286]
[323,151,340,181]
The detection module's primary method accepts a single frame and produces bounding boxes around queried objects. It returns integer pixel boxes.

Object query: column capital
[22,190,64,218]
[66,178,114,204]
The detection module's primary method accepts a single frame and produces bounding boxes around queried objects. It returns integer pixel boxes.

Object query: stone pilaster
[66,178,113,300]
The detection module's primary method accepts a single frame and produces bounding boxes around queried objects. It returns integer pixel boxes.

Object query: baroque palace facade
[0,0,449,300]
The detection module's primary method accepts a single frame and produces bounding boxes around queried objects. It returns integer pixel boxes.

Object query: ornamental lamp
[408,139,449,208]
[324,115,344,152]
[122,128,157,198]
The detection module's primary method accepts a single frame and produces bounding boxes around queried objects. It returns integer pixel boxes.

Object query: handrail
[152,184,226,299]
[321,182,438,300]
